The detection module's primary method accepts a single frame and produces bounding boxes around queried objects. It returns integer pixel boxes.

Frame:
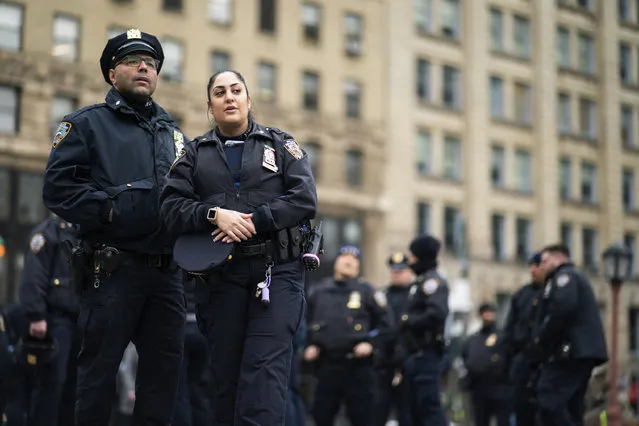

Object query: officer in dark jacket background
[374,252,414,426]
[160,69,317,426]
[18,214,79,426]
[304,245,391,426]
[461,303,512,426]
[501,251,545,426]
[399,234,449,426]
[529,243,608,426]
[42,29,186,426]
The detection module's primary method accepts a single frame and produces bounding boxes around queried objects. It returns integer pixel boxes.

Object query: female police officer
[160,70,317,426]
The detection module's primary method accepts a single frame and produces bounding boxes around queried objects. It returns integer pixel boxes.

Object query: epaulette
[64,103,107,121]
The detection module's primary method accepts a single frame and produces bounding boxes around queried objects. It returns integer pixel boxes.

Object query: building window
[560,222,573,254]
[0,2,23,52]
[559,157,572,200]
[162,39,184,82]
[442,65,461,109]
[577,0,594,10]
[416,58,430,102]
[619,0,631,21]
[490,76,504,119]
[417,202,431,235]
[514,149,532,193]
[620,43,632,84]
[514,83,532,125]
[630,308,639,353]
[516,217,532,262]
[577,32,595,75]
[49,96,76,137]
[208,0,232,24]
[440,0,460,39]
[301,2,321,43]
[163,0,182,12]
[18,173,45,225]
[622,105,634,148]
[52,15,80,62]
[558,92,572,134]
[557,26,571,68]
[514,15,531,58]
[492,213,506,261]
[302,71,319,111]
[415,0,433,32]
[491,144,505,188]
[303,141,321,179]
[623,168,636,211]
[581,161,598,204]
[0,86,19,134]
[579,98,597,140]
[211,50,230,74]
[490,8,503,52]
[106,26,126,39]
[625,233,637,277]
[343,79,361,119]
[259,0,276,33]
[344,13,363,57]
[443,135,462,180]
[257,61,276,102]
[582,226,598,272]
[444,206,460,252]
[416,130,432,176]
[345,149,363,187]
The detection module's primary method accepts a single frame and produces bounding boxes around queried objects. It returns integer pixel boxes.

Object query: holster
[61,240,91,296]
[93,246,121,274]
[274,227,303,263]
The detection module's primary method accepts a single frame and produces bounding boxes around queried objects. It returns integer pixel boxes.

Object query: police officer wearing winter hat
[399,234,449,426]
[43,29,186,426]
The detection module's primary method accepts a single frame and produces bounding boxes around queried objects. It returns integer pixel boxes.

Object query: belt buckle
[148,254,163,268]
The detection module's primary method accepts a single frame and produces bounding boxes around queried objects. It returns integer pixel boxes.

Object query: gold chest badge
[347,291,361,309]
[485,333,497,347]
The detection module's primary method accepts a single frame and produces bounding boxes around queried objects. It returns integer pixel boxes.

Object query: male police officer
[42,29,186,425]
[375,252,414,426]
[19,214,79,426]
[304,245,391,426]
[501,251,545,426]
[462,303,512,426]
[399,235,449,426]
[529,244,608,426]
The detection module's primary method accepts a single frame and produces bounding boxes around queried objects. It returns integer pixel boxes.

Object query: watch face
[207,208,216,220]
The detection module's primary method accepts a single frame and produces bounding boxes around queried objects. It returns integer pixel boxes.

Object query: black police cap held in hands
[99,29,164,85]
[18,334,59,367]
[173,233,234,275]
[409,235,441,275]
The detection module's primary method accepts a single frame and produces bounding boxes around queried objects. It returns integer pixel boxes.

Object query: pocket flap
[104,177,155,198]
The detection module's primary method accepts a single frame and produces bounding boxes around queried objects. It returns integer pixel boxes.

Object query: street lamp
[602,243,633,426]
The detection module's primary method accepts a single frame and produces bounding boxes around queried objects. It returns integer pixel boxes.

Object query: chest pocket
[103,176,158,236]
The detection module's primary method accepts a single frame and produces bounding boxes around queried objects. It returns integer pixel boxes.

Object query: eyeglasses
[116,55,160,71]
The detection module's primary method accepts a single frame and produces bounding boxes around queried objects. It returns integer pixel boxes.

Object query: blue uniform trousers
[404,348,448,426]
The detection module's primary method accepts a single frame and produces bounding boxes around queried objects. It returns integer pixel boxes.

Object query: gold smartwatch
[206,206,219,222]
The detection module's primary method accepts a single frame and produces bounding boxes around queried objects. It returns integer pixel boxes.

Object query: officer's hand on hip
[29,320,47,339]
[211,208,256,242]
[304,345,320,362]
[354,342,373,358]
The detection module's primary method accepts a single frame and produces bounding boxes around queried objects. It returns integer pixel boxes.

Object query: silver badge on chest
[262,145,278,172]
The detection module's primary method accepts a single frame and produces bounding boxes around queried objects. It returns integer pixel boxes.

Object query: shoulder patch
[283,139,304,160]
[52,122,72,148]
[30,233,46,254]
[170,149,187,172]
[556,274,570,288]
[173,130,185,155]
[422,278,439,295]
[374,291,387,308]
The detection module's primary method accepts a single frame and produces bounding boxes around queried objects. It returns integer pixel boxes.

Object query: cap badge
[126,29,142,40]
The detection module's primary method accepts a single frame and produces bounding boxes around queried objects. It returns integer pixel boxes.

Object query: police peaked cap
[478,302,497,314]
[173,232,235,275]
[17,334,59,367]
[388,252,410,270]
[99,29,164,84]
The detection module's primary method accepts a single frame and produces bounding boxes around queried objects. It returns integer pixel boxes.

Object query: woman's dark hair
[206,69,254,121]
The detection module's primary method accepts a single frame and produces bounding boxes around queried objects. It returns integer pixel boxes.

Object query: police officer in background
[173,276,211,426]
[18,214,79,426]
[374,252,414,426]
[501,251,545,426]
[529,243,608,426]
[304,245,391,426]
[399,235,449,426]
[461,303,512,426]
[42,29,186,425]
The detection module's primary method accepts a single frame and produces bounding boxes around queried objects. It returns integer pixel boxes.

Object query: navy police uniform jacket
[376,284,411,369]
[306,277,392,358]
[461,325,510,391]
[159,122,317,238]
[400,270,449,351]
[501,282,543,362]
[19,216,79,322]
[43,88,185,254]
[533,262,608,365]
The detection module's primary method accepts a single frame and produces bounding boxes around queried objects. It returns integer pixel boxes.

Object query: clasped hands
[209,208,256,243]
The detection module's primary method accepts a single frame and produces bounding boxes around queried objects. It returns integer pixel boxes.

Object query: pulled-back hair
[206,69,254,121]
